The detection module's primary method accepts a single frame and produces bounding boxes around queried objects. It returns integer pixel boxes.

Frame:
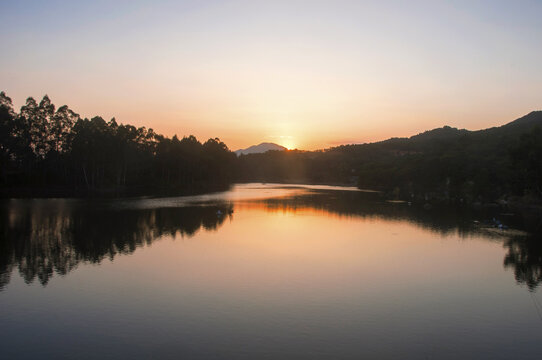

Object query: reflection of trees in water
[252,191,517,237]
[0,201,232,289]
[251,190,542,290]
[0,202,79,289]
[1,190,541,292]
[504,236,542,291]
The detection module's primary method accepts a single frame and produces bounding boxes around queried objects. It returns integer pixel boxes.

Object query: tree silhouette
[0,91,236,196]
[2,90,542,203]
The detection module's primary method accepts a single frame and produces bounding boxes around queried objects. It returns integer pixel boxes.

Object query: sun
[280,137,296,150]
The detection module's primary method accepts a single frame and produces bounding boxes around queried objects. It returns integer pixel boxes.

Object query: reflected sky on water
[1,184,542,359]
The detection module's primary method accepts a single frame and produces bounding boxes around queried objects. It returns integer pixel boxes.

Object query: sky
[1,0,542,150]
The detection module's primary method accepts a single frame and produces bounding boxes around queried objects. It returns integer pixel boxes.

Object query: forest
[0,92,237,196]
[1,91,541,203]
[237,111,542,204]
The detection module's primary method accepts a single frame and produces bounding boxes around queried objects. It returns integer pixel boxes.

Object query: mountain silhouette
[236,111,542,202]
[235,142,287,156]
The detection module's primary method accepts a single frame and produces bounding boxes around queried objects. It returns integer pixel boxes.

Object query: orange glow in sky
[2,1,542,150]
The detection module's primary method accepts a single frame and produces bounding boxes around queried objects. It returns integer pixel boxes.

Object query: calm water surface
[1,184,542,359]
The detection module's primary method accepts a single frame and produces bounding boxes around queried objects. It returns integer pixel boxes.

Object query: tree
[50,105,79,154]
[509,127,542,197]
[0,92,15,183]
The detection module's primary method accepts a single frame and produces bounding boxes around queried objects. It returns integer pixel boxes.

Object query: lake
[1,183,542,359]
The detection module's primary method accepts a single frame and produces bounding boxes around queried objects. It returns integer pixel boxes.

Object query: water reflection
[504,235,542,291]
[1,185,540,291]
[0,200,232,289]
[242,190,530,237]
[250,189,542,290]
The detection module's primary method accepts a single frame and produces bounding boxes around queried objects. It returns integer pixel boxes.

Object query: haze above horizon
[2,0,542,150]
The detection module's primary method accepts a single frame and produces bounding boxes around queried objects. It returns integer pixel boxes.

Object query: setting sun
[3,1,541,152]
[279,137,296,150]
[2,1,542,359]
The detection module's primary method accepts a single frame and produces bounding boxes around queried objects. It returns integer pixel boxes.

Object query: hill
[236,112,542,203]
[235,142,286,156]
[2,90,541,203]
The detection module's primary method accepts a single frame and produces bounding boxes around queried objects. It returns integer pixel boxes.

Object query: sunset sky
[2,0,542,150]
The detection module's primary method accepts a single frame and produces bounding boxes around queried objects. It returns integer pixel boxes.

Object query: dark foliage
[2,90,541,203]
[0,92,237,196]
[237,112,542,203]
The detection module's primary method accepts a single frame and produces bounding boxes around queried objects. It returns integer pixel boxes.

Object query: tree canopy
[1,91,541,203]
[0,92,236,196]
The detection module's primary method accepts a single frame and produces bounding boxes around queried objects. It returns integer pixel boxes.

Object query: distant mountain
[236,111,542,202]
[235,142,287,156]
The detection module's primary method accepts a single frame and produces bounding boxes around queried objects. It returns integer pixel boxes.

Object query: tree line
[0,92,237,196]
[1,91,541,202]
[237,112,542,204]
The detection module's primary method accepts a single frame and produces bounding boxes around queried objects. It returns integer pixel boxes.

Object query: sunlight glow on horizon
[1,1,542,150]
[278,137,296,150]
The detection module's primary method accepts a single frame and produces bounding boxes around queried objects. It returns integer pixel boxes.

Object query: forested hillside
[1,91,541,202]
[237,112,542,203]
